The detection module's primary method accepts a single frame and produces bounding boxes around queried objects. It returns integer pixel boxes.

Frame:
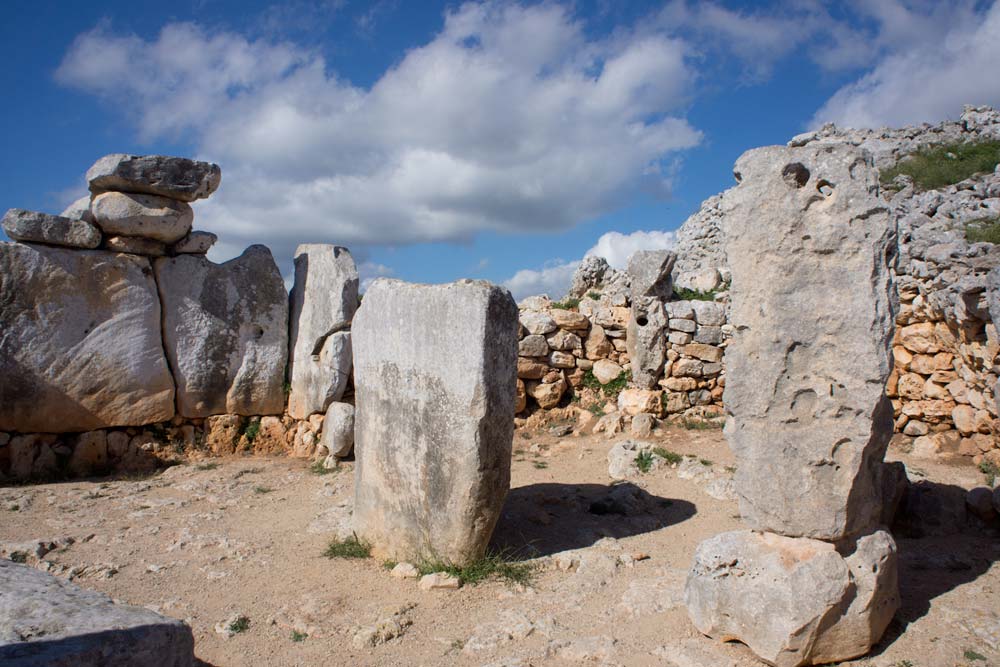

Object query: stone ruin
[685,144,901,666]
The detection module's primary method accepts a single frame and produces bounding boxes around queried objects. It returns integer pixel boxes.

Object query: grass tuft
[586,291,601,300]
[550,297,581,310]
[9,551,28,564]
[679,417,724,431]
[323,535,371,560]
[881,140,1000,191]
[979,461,1000,486]
[309,460,338,475]
[418,551,536,587]
[635,450,655,474]
[652,447,682,465]
[965,216,1000,244]
[228,616,251,634]
[252,486,272,495]
[582,370,629,399]
[195,462,219,471]
[964,648,987,661]
[291,630,308,643]
[673,286,720,301]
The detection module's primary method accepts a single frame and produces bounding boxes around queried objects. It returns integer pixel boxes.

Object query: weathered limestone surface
[91,192,193,243]
[287,245,359,419]
[155,245,288,418]
[87,154,221,202]
[686,530,898,667]
[352,279,518,565]
[0,560,194,666]
[172,231,217,255]
[320,402,355,460]
[2,209,101,249]
[0,243,175,432]
[628,250,675,300]
[722,144,898,541]
[59,195,95,223]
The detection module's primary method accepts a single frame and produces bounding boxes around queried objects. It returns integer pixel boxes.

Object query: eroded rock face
[0,560,194,667]
[2,209,101,249]
[0,243,175,432]
[628,250,675,301]
[685,530,898,667]
[86,154,221,202]
[91,192,193,243]
[155,246,288,418]
[287,245,359,419]
[627,297,667,390]
[722,144,898,541]
[352,279,517,566]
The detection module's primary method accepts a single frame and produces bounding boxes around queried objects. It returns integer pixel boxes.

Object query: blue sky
[3,1,1000,298]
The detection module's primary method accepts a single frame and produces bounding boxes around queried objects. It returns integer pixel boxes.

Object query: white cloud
[585,229,675,270]
[811,2,1000,128]
[502,228,676,300]
[503,260,579,302]
[56,4,702,265]
[358,261,395,292]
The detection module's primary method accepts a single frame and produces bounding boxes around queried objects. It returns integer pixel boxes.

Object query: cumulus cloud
[503,228,676,300]
[812,1,1000,128]
[56,4,701,264]
[358,261,396,292]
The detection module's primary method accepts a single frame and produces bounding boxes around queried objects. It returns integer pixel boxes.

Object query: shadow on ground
[489,481,697,560]
[871,478,1000,655]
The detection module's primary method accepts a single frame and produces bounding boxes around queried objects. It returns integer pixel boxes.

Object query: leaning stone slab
[0,560,194,667]
[155,245,288,418]
[287,245,359,419]
[0,243,175,432]
[352,279,518,566]
[91,192,193,243]
[686,530,898,667]
[628,249,675,300]
[721,144,897,541]
[2,209,101,249]
[87,154,221,202]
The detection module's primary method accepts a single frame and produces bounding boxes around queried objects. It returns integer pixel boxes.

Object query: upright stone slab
[155,245,288,418]
[287,244,359,419]
[0,243,175,432]
[352,279,518,565]
[0,560,194,667]
[722,145,897,541]
[626,250,675,389]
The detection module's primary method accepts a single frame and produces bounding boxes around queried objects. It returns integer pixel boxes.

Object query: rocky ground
[1,425,998,667]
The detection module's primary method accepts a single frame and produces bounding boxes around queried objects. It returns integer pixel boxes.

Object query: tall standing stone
[685,144,900,667]
[722,145,897,541]
[626,250,675,389]
[155,245,288,418]
[287,245,359,419]
[0,243,175,432]
[352,279,518,566]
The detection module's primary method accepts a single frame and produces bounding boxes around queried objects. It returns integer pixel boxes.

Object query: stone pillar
[287,244,359,420]
[351,279,518,566]
[685,144,901,667]
[626,249,675,389]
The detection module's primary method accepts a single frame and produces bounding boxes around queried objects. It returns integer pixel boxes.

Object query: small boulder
[320,402,355,459]
[86,153,221,202]
[2,209,101,249]
[172,230,217,254]
[91,192,193,243]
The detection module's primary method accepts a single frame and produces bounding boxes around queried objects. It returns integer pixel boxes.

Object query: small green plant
[283,381,292,396]
[291,630,308,643]
[242,420,260,443]
[252,486,272,495]
[323,535,371,559]
[382,560,398,570]
[228,616,251,634]
[635,450,655,473]
[450,638,465,651]
[195,462,219,471]
[894,661,914,667]
[533,461,549,470]
[9,504,20,512]
[653,447,682,464]
[586,403,606,417]
[310,460,338,475]
[587,291,601,300]
[964,649,987,661]
[881,140,1000,191]
[550,297,581,310]
[418,551,535,587]
[700,458,713,466]
[673,286,719,301]
[966,216,1000,244]
[582,369,629,399]
[980,461,1000,486]
[9,551,28,564]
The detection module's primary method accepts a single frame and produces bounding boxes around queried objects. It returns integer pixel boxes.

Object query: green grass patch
[8,504,20,512]
[550,297,580,310]
[700,458,713,466]
[979,461,1000,486]
[586,403,606,417]
[195,462,219,471]
[382,560,398,570]
[323,535,371,560]
[228,616,250,634]
[242,419,260,443]
[635,450,655,474]
[581,369,629,399]
[252,486,272,495]
[533,461,549,470]
[881,140,1000,191]
[964,649,987,661]
[652,447,682,465]
[965,216,1000,244]
[587,291,601,300]
[418,552,536,587]
[291,630,308,643]
[673,286,720,301]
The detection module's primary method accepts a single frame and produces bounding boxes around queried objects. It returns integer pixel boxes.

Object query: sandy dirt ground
[2,424,998,667]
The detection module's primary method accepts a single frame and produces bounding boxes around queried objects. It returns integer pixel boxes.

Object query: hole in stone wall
[636,316,649,326]
[816,179,834,196]
[781,162,810,188]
